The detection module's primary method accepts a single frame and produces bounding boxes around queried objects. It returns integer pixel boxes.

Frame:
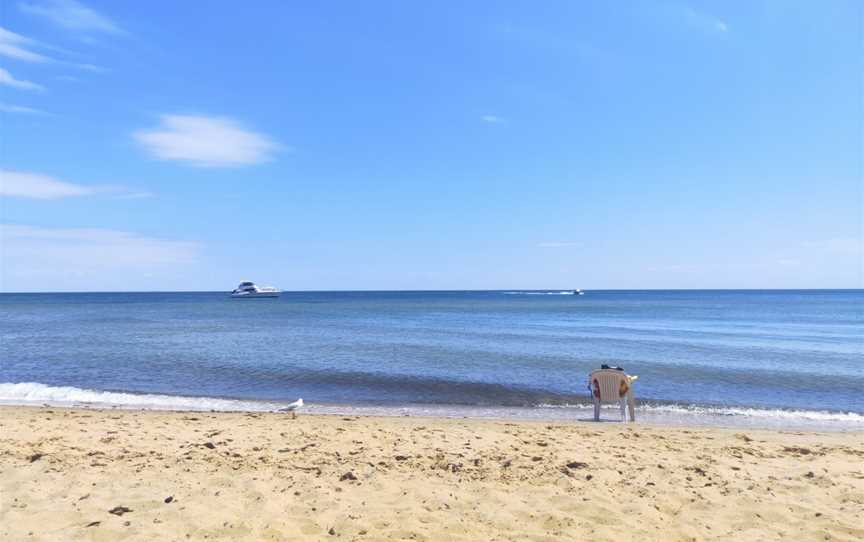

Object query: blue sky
[1,0,861,291]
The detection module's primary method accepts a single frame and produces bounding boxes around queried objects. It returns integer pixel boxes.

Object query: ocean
[1,290,862,430]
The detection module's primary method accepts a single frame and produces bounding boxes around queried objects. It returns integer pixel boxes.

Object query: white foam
[0,382,283,412]
[1,382,860,430]
[536,401,864,424]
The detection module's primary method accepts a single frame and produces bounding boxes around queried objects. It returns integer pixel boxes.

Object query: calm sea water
[1,290,862,428]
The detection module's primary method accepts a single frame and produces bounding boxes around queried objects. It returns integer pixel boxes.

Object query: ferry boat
[230,281,281,298]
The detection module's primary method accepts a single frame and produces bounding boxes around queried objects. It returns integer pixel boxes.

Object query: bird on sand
[278,398,304,418]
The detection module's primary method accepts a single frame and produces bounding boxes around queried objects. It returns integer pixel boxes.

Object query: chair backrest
[589,369,628,403]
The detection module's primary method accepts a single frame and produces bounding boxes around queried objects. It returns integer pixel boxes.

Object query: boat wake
[504,291,578,296]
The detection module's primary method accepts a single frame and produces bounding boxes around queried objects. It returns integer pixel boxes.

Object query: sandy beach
[1,406,862,541]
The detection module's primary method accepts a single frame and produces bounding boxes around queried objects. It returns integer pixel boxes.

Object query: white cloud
[134,114,281,168]
[18,0,123,35]
[0,102,47,114]
[538,241,583,248]
[0,224,200,286]
[0,169,150,199]
[0,26,51,62]
[481,115,505,124]
[0,67,44,91]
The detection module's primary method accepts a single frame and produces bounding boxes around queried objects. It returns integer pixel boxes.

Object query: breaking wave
[0,382,285,412]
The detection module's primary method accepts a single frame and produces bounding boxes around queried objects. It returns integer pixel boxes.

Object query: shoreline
[2,381,862,432]
[1,405,862,540]
[3,400,863,433]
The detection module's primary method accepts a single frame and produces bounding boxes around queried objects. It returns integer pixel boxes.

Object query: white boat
[230,281,281,298]
[573,289,585,295]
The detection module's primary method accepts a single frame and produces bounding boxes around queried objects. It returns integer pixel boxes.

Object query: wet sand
[1,406,862,541]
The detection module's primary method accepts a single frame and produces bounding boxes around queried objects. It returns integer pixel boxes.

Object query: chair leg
[593,398,600,421]
[619,398,627,422]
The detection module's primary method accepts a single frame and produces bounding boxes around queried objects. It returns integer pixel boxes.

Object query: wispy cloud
[0,25,107,73]
[75,62,103,72]
[1,224,200,279]
[0,66,44,91]
[134,114,282,168]
[0,102,47,114]
[0,26,51,62]
[803,238,862,256]
[683,6,728,34]
[538,241,583,248]
[481,114,505,124]
[1,170,93,198]
[0,169,150,199]
[18,0,123,35]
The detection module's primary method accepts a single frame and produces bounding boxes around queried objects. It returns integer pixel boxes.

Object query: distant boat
[230,281,281,298]
[573,289,585,295]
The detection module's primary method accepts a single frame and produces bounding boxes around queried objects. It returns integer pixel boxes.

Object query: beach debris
[687,466,708,477]
[394,455,410,461]
[85,521,101,528]
[78,494,90,501]
[328,527,337,535]
[203,442,216,449]
[783,446,812,455]
[501,459,512,468]
[340,471,358,482]
[108,506,133,516]
[586,474,593,481]
[28,452,45,463]
[804,471,815,479]
[292,464,322,476]
[164,496,174,503]
[565,461,589,470]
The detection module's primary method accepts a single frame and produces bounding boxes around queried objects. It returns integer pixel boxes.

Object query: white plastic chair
[588,369,637,422]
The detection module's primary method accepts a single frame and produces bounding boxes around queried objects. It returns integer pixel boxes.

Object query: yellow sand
[1,406,862,541]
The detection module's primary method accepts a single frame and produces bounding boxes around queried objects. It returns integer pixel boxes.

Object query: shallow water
[1,290,862,429]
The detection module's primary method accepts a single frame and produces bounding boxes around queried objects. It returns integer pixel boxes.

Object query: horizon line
[1,288,861,295]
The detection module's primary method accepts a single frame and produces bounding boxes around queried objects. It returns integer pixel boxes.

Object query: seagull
[278,398,304,418]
